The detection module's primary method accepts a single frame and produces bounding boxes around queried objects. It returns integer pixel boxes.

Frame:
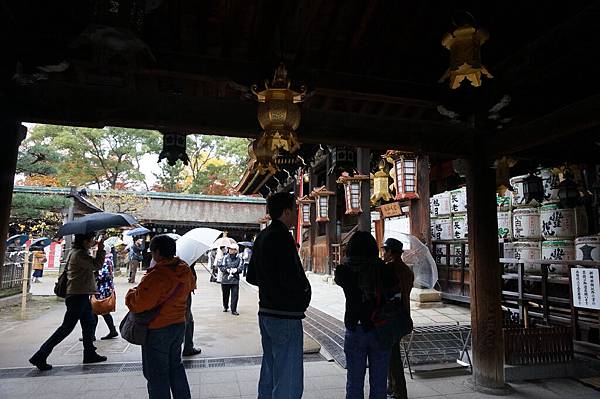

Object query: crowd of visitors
[26,192,415,399]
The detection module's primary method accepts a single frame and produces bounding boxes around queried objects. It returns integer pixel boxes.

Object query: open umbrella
[57,212,139,237]
[383,231,438,289]
[238,241,254,247]
[211,236,237,250]
[176,228,222,266]
[165,233,181,241]
[29,237,52,250]
[6,234,28,247]
[125,226,150,236]
[104,236,125,249]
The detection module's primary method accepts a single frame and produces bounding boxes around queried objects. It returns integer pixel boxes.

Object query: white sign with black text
[571,268,600,310]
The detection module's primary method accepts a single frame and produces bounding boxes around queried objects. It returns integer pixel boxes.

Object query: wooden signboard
[380,202,403,218]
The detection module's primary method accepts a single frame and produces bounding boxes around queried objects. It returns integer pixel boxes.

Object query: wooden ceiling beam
[491,94,600,157]
[10,81,471,157]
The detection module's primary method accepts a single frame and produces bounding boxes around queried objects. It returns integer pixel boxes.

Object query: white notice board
[571,268,600,310]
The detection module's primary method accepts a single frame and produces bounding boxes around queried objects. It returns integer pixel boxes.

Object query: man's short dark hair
[149,235,176,258]
[266,192,295,220]
[383,238,404,254]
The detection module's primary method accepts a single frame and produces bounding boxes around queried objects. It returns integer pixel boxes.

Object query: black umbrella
[30,237,53,250]
[57,212,139,237]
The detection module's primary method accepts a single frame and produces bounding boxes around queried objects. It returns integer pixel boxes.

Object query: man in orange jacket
[125,235,196,399]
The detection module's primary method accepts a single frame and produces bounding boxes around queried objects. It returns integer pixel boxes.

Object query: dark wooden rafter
[491,94,600,157]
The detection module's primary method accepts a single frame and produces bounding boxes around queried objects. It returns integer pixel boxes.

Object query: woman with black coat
[334,231,399,399]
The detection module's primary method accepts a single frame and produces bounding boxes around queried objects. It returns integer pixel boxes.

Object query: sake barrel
[450,187,467,214]
[433,242,448,265]
[542,239,575,275]
[432,217,452,241]
[497,210,512,240]
[452,213,468,240]
[507,241,542,274]
[450,243,469,266]
[512,207,541,240]
[540,203,576,239]
[575,235,600,261]
[497,192,512,210]
[509,174,528,207]
[539,167,559,203]
[431,192,451,217]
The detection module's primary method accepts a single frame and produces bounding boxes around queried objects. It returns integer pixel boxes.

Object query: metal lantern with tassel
[250,63,307,173]
[297,196,314,227]
[158,131,190,166]
[371,159,392,205]
[310,186,335,222]
[522,172,544,205]
[558,168,580,208]
[439,12,493,89]
[337,173,370,215]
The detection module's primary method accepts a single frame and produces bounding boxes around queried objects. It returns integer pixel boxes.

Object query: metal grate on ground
[304,307,347,368]
[0,353,324,379]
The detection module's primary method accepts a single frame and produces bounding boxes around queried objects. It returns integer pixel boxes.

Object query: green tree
[24,125,162,190]
[153,160,186,193]
[186,134,249,194]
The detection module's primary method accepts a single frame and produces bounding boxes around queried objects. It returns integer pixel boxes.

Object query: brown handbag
[91,291,116,315]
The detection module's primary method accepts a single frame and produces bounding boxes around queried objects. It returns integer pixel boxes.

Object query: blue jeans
[258,315,304,399]
[344,326,391,399]
[142,323,191,399]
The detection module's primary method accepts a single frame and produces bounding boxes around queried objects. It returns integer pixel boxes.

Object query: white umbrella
[211,236,237,250]
[176,228,222,266]
[383,231,438,289]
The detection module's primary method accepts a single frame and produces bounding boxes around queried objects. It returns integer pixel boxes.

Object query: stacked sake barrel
[430,187,468,266]
[501,168,588,275]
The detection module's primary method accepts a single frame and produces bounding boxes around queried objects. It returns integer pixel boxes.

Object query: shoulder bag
[54,252,73,298]
[119,283,182,345]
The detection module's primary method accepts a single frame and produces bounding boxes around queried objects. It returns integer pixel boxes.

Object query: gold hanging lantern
[337,173,370,215]
[310,186,335,222]
[439,14,493,89]
[370,160,393,205]
[297,196,314,227]
[388,151,419,200]
[251,63,306,161]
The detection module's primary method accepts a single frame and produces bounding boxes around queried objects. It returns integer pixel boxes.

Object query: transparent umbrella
[176,228,222,266]
[383,231,438,289]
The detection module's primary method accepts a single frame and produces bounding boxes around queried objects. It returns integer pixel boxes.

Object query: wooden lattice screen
[503,326,573,365]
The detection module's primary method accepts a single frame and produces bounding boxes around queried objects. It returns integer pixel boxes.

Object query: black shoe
[29,355,52,371]
[79,336,97,342]
[231,311,239,316]
[182,348,202,357]
[223,308,228,312]
[83,353,107,364]
[101,331,118,340]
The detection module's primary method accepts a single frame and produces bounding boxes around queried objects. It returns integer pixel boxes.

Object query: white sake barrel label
[452,214,468,240]
[450,188,467,214]
[513,208,540,240]
[575,235,600,261]
[497,211,512,239]
[541,204,575,239]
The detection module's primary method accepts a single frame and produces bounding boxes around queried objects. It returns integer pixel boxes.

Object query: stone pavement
[306,272,471,326]
[1,360,599,399]
[0,266,598,398]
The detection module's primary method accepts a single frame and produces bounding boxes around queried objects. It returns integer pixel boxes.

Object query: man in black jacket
[247,192,311,399]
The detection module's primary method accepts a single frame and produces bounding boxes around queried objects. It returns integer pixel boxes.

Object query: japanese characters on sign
[571,268,600,310]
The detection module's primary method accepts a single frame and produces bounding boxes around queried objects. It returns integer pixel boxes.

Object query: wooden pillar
[357,148,371,231]
[308,170,317,272]
[325,156,337,275]
[0,121,25,273]
[409,155,431,246]
[465,152,506,391]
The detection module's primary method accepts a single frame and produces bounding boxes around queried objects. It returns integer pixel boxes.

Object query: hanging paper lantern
[310,186,335,222]
[388,152,419,200]
[337,173,370,215]
[296,196,314,227]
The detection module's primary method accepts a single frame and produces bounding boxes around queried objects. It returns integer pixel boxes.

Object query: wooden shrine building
[2,1,600,391]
